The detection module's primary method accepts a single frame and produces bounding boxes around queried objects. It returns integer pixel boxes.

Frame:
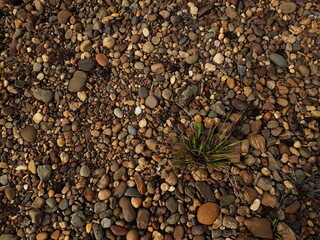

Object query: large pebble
[57,10,72,24]
[136,208,150,229]
[151,63,165,74]
[37,165,52,182]
[33,88,53,103]
[103,37,115,49]
[270,53,287,67]
[21,126,37,143]
[119,196,136,222]
[244,217,273,239]
[279,2,297,14]
[197,202,220,225]
[68,71,87,92]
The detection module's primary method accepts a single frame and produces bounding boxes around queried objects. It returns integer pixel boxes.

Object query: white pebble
[135,106,142,116]
[250,198,261,211]
[142,28,150,37]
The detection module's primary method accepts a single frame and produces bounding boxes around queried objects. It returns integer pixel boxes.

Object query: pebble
[145,95,158,109]
[126,230,139,240]
[37,165,52,182]
[93,223,104,240]
[151,63,165,74]
[143,41,155,53]
[297,64,310,77]
[137,208,150,229]
[213,53,224,64]
[103,36,115,49]
[0,234,18,240]
[21,126,37,143]
[96,53,108,67]
[270,53,287,67]
[114,108,124,118]
[244,217,273,239]
[57,10,72,24]
[71,211,86,227]
[138,86,149,98]
[33,88,53,103]
[197,202,220,225]
[185,54,199,64]
[279,2,297,14]
[68,71,87,92]
[276,222,296,240]
[80,165,90,177]
[223,216,238,229]
[110,225,128,236]
[78,59,95,71]
[119,196,136,222]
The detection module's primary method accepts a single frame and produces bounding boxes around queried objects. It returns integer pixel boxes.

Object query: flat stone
[151,63,165,74]
[93,223,104,240]
[173,226,184,240]
[80,165,90,177]
[58,10,72,24]
[37,165,52,182]
[220,194,235,207]
[103,36,115,49]
[71,211,86,227]
[145,95,158,108]
[94,202,107,213]
[110,225,128,236]
[270,53,287,67]
[142,41,154,53]
[185,54,199,64]
[119,196,136,222]
[165,197,178,212]
[195,182,216,202]
[138,86,149,98]
[226,6,237,19]
[279,2,297,14]
[298,64,310,77]
[0,234,18,240]
[21,126,37,143]
[78,59,95,71]
[175,84,198,108]
[68,71,87,92]
[257,177,272,191]
[244,217,273,239]
[33,88,53,103]
[223,216,238,229]
[96,53,108,67]
[137,208,150,229]
[114,108,123,118]
[101,218,113,228]
[276,222,296,240]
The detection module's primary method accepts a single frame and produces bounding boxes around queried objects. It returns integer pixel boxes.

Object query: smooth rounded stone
[126,230,139,240]
[127,125,137,135]
[29,209,41,223]
[96,53,108,67]
[276,222,296,240]
[5,187,15,200]
[165,172,178,185]
[21,125,37,143]
[57,10,72,24]
[71,211,86,227]
[68,71,87,92]
[138,86,149,98]
[261,193,277,208]
[37,165,52,182]
[145,95,158,109]
[94,202,107,213]
[78,59,95,71]
[257,177,272,191]
[134,62,144,70]
[284,201,301,214]
[80,165,90,177]
[151,36,161,45]
[191,225,205,235]
[244,217,273,239]
[58,199,69,210]
[162,89,172,100]
[98,189,112,200]
[213,53,224,64]
[33,88,53,103]
[279,2,297,14]
[93,223,104,240]
[113,181,127,197]
[101,218,113,228]
[32,196,44,208]
[0,234,18,240]
[297,64,310,77]
[185,186,196,198]
[1,106,13,116]
[110,225,128,236]
[0,175,8,185]
[197,202,220,225]
[114,108,124,118]
[151,63,165,74]
[137,208,150,229]
[220,194,235,207]
[103,36,115,49]
[185,54,199,64]
[46,198,57,208]
[119,196,136,222]
[226,6,237,19]
[97,174,109,189]
[211,229,222,238]
[167,213,180,225]
[165,197,178,213]
[173,226,184,240]
[142,41,155,53]
[270,53,287,67]
[251,42,264,55]
[33,62,42,72]
[223,216,238,229]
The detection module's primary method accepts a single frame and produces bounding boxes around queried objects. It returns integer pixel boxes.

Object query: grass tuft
[171,120,241,169]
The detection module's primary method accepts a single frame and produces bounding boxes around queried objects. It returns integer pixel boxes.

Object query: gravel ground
[0,0,320,239]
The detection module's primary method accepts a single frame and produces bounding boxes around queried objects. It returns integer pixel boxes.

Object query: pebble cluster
[0,0,320,239]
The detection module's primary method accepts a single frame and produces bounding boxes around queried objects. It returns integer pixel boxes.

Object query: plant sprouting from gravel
[171,120,241,169]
